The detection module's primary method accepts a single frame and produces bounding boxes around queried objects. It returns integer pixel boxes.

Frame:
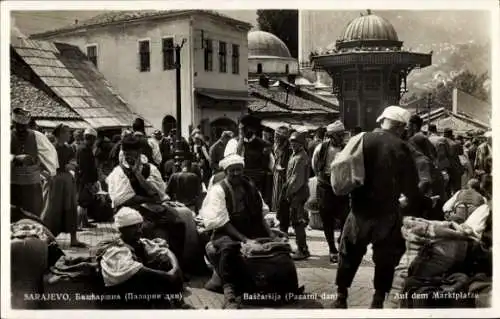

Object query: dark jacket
[209,139,226,173]
[76,144,98,184]
[351,129,423,217]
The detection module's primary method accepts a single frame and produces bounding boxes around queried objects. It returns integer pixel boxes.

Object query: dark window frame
[257,63,263,74]
[204,39,213,72]
[138,40,151,72]
[162,37,175,70]
[219,41,227,73]
[86,44,98,68]
[231,44,239,74]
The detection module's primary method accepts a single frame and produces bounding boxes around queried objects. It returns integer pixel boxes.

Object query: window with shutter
[138,40,151,72]
[231,44,239,74]
[219,41,227,73]
[162,37,175,70]
[86,45,98,68]
[204,39,213,71]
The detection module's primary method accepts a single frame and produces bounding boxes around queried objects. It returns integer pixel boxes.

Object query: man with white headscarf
[96,207,190,309]
[199,153,275,309]
[106,134,190,268]
[11,108,59,217]
[311,120,349,263]
[333,106,427,309]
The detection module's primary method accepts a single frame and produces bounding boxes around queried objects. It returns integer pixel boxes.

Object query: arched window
[285,64,289,74]
[162,115,177,135]
[257,63,263,74]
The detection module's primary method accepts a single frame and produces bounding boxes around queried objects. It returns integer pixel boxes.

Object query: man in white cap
[333,105,426,309]
[11,108,59,217]
[97,207,189,309]
[75,127,99,228]
[311,120,349,264]
[199,153,275,309]
[106,134,190,268]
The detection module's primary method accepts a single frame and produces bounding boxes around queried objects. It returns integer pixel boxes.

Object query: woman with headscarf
[42,124,86,247]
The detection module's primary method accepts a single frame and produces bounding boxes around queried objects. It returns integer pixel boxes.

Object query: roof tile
[31,10,252,38]
[249,83,337,113]
[10,73,80,119]
[12,39,145,129]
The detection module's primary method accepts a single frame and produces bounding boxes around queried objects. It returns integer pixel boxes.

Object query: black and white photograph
[1,1,498,318]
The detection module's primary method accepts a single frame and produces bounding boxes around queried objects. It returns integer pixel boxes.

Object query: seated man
[199,154,275,309]
[97,207,191,309]
[167,158,205,214]
[106,134,186,267]
[443,178,486,223]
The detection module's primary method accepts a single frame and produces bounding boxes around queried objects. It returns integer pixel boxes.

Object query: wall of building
[37,18,193,137]
[190,16,250,128]
[248,57,298,75]
[192,16,249,91]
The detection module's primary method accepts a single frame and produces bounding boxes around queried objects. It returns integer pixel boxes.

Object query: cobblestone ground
[58,225,395,309]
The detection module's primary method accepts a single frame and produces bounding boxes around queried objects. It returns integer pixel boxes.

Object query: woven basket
[308,209,323,230]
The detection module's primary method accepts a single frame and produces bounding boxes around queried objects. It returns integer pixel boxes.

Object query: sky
[11,10,258,37]
[300,10,492,62]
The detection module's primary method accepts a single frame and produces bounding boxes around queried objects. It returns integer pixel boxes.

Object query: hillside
[300,10,492,100]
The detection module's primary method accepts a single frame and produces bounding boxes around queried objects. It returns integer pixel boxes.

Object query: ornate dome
[248,31,292,58]
[340,11,399,42]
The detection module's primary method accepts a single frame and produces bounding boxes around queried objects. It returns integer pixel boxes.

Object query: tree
[256,10,299,59]
[429,70,490,110]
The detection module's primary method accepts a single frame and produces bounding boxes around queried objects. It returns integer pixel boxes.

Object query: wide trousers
[316,181,349,254]
[336,210,405,293]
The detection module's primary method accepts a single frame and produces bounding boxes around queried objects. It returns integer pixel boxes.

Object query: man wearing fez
[11,108,59,217]
[224,115,274,203]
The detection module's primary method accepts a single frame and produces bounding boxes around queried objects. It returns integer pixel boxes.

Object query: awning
[261,119,321,131]
[196,88,252,101]
[36,119,91,129]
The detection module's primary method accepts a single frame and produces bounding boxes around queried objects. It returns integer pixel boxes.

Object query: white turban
[327,120,345,133]
[114,207,143,229]
[376,106,411,124]
[219,154,245,170]
[84,128,98,137]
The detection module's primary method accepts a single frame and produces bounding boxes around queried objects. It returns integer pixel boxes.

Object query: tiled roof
[420,107,489,133]
[31,10,253,38]
[249,83,337,114]
[422,113,489,134]
[454,88,491,127]
[11,38,144,129]
[248,98,288,113]
[10,73,80,119]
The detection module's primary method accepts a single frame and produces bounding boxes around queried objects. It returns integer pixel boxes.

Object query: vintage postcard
[1,0,498,318]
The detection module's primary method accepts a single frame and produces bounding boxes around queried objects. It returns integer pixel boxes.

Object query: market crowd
[10,104,492,309]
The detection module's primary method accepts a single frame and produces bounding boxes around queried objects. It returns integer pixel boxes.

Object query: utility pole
[426,92,432,126]
[174,38,187,164]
